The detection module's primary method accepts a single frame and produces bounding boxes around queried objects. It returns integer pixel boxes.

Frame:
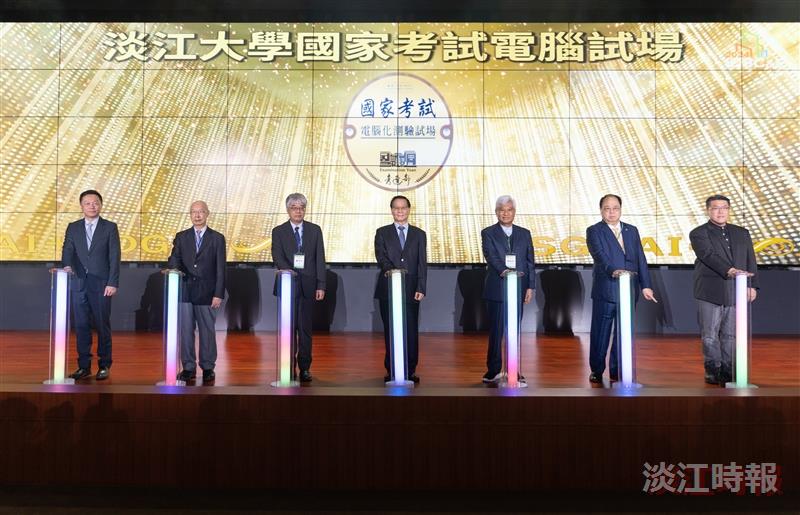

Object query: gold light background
[0,22,798,264]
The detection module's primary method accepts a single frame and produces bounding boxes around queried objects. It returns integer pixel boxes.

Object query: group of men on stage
[61,189,759,387]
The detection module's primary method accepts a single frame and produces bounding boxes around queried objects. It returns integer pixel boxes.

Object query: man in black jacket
[374,195,427,383]
[689,195,759,386]
[271,193,327,382]
[168,201,226,383]
[62,189,121,381]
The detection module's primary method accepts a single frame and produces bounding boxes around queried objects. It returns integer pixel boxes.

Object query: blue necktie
[294,226,302,252]
[195,230,203,253]
[398,226,406,250]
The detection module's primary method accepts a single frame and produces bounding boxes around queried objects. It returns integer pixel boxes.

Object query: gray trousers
[180,303,218,371]
[697,299,735,375]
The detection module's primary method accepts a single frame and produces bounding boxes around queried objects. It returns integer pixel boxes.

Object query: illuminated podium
[43,268,75,385]
[499,271,527,389]
[726,273,757,389]
[385,269,414,387]
[613,271,641,389]
[272,269,299,387]
[158,269,185,386]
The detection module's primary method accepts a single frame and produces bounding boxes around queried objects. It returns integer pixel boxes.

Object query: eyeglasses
[709,206,730,212]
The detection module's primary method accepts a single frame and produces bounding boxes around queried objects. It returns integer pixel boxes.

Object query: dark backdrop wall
[2,263,798,334]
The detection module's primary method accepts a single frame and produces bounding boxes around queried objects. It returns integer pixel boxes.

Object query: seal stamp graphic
[344,73,453,191]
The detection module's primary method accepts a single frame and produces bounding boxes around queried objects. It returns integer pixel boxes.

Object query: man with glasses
[167,201,226,384]
[689,195,759,386]
[271,193,327,382]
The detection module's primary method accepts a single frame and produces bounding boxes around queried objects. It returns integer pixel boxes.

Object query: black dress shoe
[178,370,196,382]
[589,372,602,384]
[384,374,391,382]
[299,370,312,382]
[95,367,110,381]
[609,373,619,382]
[409,374,420,384]
[202,370,215,382]
[482,371,501,383]
[69,367,91,380]
[704,373,718,385]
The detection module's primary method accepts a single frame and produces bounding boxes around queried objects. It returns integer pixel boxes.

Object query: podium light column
[613,271,641,389]
[44,268,74,385]
[386,269,413,387]
[500,271,527,389]
[727,273,757,388]
[272,270,299,387]
[158,269,185,386]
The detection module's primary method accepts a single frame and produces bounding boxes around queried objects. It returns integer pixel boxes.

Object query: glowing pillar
[158,269,185,386]
[45,268,74,385]
[501,271,526,389]
[614,271,641,389]
[727,273,757,388]
[272,270,299,387]
[386,269,413,387]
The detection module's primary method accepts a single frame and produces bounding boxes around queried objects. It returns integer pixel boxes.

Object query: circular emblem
[344,73,453,191]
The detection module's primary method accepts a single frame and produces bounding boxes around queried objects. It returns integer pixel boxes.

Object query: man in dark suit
[374,195,427,383]
[586,194,657,385]
[271,193,326,382]
[61,189,121,381]
[480,195,535,383]
[689,195,759,386]
[167,201,226,384]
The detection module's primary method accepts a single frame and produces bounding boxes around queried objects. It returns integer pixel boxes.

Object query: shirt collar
[290,221,303,231]
[194,225,207,235]
[606,222,621,231]
[395,223,408,230]
[84,216,99,225]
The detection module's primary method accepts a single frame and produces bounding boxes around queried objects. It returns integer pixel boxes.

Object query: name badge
[293,253,305,270]
[505,254,517,269]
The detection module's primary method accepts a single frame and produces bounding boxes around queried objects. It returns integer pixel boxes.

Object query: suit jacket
[167,226,226,305]
[61,217,121,292]
[689,221,759,306]
[586,221,652,303]
[481,223,535,302]
[271,220,327,299]
[374,223,427,302]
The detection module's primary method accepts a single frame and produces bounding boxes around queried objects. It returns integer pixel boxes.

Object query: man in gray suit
[690,195,759,386]
[167,201,226,384]
[61,189,121,381]
[271,193,327,382]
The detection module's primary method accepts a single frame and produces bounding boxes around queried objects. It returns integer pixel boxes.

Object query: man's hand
[62,266,73,273]
[315,289,325,301]
[103,286,117,297]
[748,288,757,302]
[642,288,657,303]
[524,288,533,304]
[612,269,627,278]
[414,292,425,301]
[211,296,222,309]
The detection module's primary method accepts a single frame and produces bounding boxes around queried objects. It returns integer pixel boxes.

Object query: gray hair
[495,195,516,210]
[285,193,308,209]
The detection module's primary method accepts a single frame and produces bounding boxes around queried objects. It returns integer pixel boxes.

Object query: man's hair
[79,189,103,204]
[390,195,411,209]
[495,195,516,210]
[285,193,307,209]
[705,195,731,208]
[599,194,622,208]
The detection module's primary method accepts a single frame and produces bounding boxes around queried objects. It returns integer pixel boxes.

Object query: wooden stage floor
[2,331,798,389]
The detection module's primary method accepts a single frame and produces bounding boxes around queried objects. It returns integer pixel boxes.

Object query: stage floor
[2,331,798,389]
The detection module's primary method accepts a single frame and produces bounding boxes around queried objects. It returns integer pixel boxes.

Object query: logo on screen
[344,73,453,191]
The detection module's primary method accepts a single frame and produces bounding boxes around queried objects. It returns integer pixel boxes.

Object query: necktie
[294,226,302,252]
[612,226,625,253]
[86,222,94,249]
[195,230,203,253]
[506,234,512,253]
[398,226,406,250]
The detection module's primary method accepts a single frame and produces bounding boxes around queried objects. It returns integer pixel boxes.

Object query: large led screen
[0,23,797,264]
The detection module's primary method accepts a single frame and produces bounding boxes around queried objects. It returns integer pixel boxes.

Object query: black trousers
[294,295,314,372]
[379,299,420,375]
[72,288,113,369]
